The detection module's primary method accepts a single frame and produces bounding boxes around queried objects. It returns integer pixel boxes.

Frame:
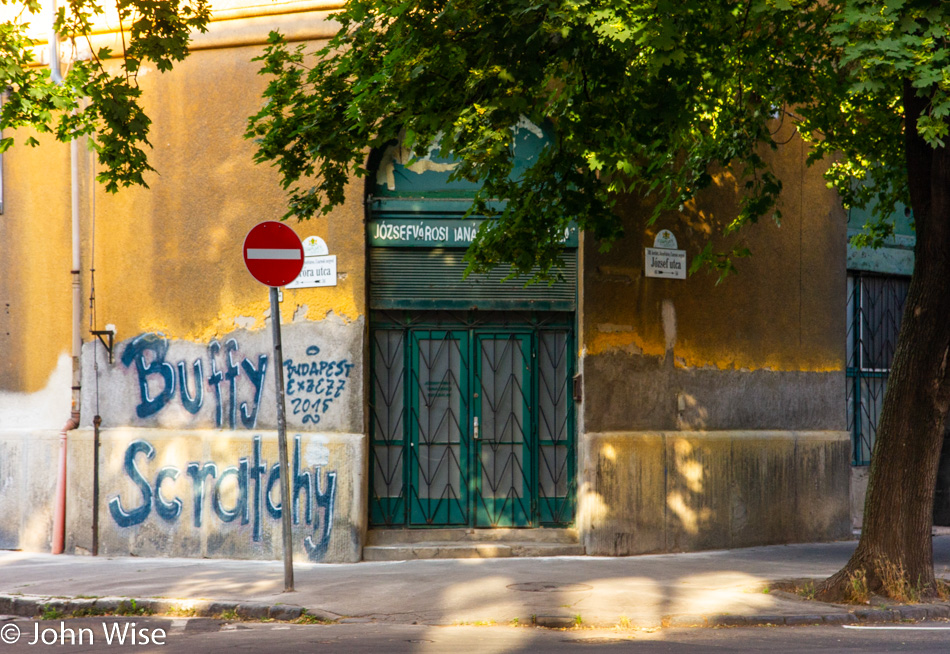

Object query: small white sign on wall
[653,229,678,250]
[287,236,338,288]
[645,229,686,279]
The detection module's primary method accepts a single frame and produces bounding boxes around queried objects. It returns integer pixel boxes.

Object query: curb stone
[2,592,949,631]
[534,615,576,629]
[821,614,852,625]
[0,594,313,623]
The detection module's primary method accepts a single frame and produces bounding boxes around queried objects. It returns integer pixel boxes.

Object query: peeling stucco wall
[66,428,363,562]
[0,4,370,560]
[579,431,851,556]
[576,131,851,553]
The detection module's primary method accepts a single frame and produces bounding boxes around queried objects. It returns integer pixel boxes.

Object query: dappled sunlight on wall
[581,431,850,555]
[666,439,713,537]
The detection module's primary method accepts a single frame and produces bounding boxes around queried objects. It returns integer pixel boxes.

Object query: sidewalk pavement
[3,535,950,630]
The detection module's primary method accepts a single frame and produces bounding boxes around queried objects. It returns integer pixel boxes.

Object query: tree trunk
[817,81,950,601]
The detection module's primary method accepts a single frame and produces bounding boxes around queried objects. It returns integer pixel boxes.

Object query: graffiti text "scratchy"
[108,436,336,561]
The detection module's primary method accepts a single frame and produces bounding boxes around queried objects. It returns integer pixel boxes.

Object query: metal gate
[370,312,575,528]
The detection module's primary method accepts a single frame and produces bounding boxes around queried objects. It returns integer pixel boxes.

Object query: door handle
[473,416,479,440]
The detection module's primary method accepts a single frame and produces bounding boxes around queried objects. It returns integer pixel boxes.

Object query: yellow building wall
[0,2,368,559]
[580,129,847,434]
[0,133,73,395]
[583,134,845,373]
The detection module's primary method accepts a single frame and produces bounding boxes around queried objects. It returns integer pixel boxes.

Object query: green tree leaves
[0,0,210,191]
[246,0,948,278]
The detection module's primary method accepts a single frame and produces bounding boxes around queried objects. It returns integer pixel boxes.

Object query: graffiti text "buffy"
[121,333,267,429]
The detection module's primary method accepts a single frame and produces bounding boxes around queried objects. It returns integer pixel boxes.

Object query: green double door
[371,318,574,528]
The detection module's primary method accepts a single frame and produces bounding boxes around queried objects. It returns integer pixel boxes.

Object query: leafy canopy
[0,0,210,191]
[247,0,949,276]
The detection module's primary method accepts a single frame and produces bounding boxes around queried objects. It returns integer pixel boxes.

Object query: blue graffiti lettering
[207,341,224,428]
[109,438,338,561]
[240,356,268,429]
[185,462,218,529]
[265,463,282,520]
[283,347,353,423]
[177,359,204,415]
[108,440,154,527]
[121,333,268,429]
[121,335,175,419]
[225,339,240,429]
[212,462,248,523]
[304,469,336,561]
[154,466,183,522]
[250,436,266,541]
[293,438,312,525]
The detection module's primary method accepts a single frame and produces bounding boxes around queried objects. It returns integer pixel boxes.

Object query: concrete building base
[578,430,851,556]
[63,427,366,563]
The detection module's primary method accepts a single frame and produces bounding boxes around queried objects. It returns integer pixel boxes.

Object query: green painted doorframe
[369,314,576,528]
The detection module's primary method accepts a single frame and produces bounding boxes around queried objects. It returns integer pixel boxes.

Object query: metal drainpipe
[50,0,81,555]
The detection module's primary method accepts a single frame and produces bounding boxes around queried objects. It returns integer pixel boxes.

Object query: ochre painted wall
[0,133,73,394]
[581,130,847,433]
[0,4,360,394]
[584,134,844,371]
[83,43,365,346]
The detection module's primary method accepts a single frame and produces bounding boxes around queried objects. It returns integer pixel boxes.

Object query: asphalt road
[4,618,950,653]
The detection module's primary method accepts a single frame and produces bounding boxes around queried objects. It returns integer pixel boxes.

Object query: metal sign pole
[269,286,295,592]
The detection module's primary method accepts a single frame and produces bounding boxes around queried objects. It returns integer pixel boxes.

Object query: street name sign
[287,235,337,289]
[645,248,687,279]
[645,229,686,280]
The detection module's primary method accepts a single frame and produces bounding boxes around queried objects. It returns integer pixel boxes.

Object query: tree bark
[817,80,950,601]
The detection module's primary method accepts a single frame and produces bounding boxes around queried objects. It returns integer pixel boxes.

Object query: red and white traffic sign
[243,221,304,287]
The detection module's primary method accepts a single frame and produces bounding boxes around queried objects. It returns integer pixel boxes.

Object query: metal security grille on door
[370,313,575,528]
[846,272,910,465]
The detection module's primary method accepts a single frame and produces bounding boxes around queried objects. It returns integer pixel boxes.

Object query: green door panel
[408,331,470,526]
[474,334,533,527]
[369,314,575,529]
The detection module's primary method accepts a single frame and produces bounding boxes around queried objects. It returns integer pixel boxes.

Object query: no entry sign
[243,221,304,287]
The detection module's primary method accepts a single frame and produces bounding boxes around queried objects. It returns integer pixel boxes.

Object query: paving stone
[13,597,44,617]
[269,605,304,621]
[899,606,929,621]
[199,602,232,617]
[707,615,752,627]
[628,616,663,629]
[666,614,707,628]
[784,615,825,626]
[303,608,340,622]
[66,599,98,615]
[741,615,787,626]
[92,599,120,613]
[236,603,270,620]
[146,600,184,615]
[534,615,576,628]
[41,599,70,615]
[926,604,950,619]
[854,609,897,622]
